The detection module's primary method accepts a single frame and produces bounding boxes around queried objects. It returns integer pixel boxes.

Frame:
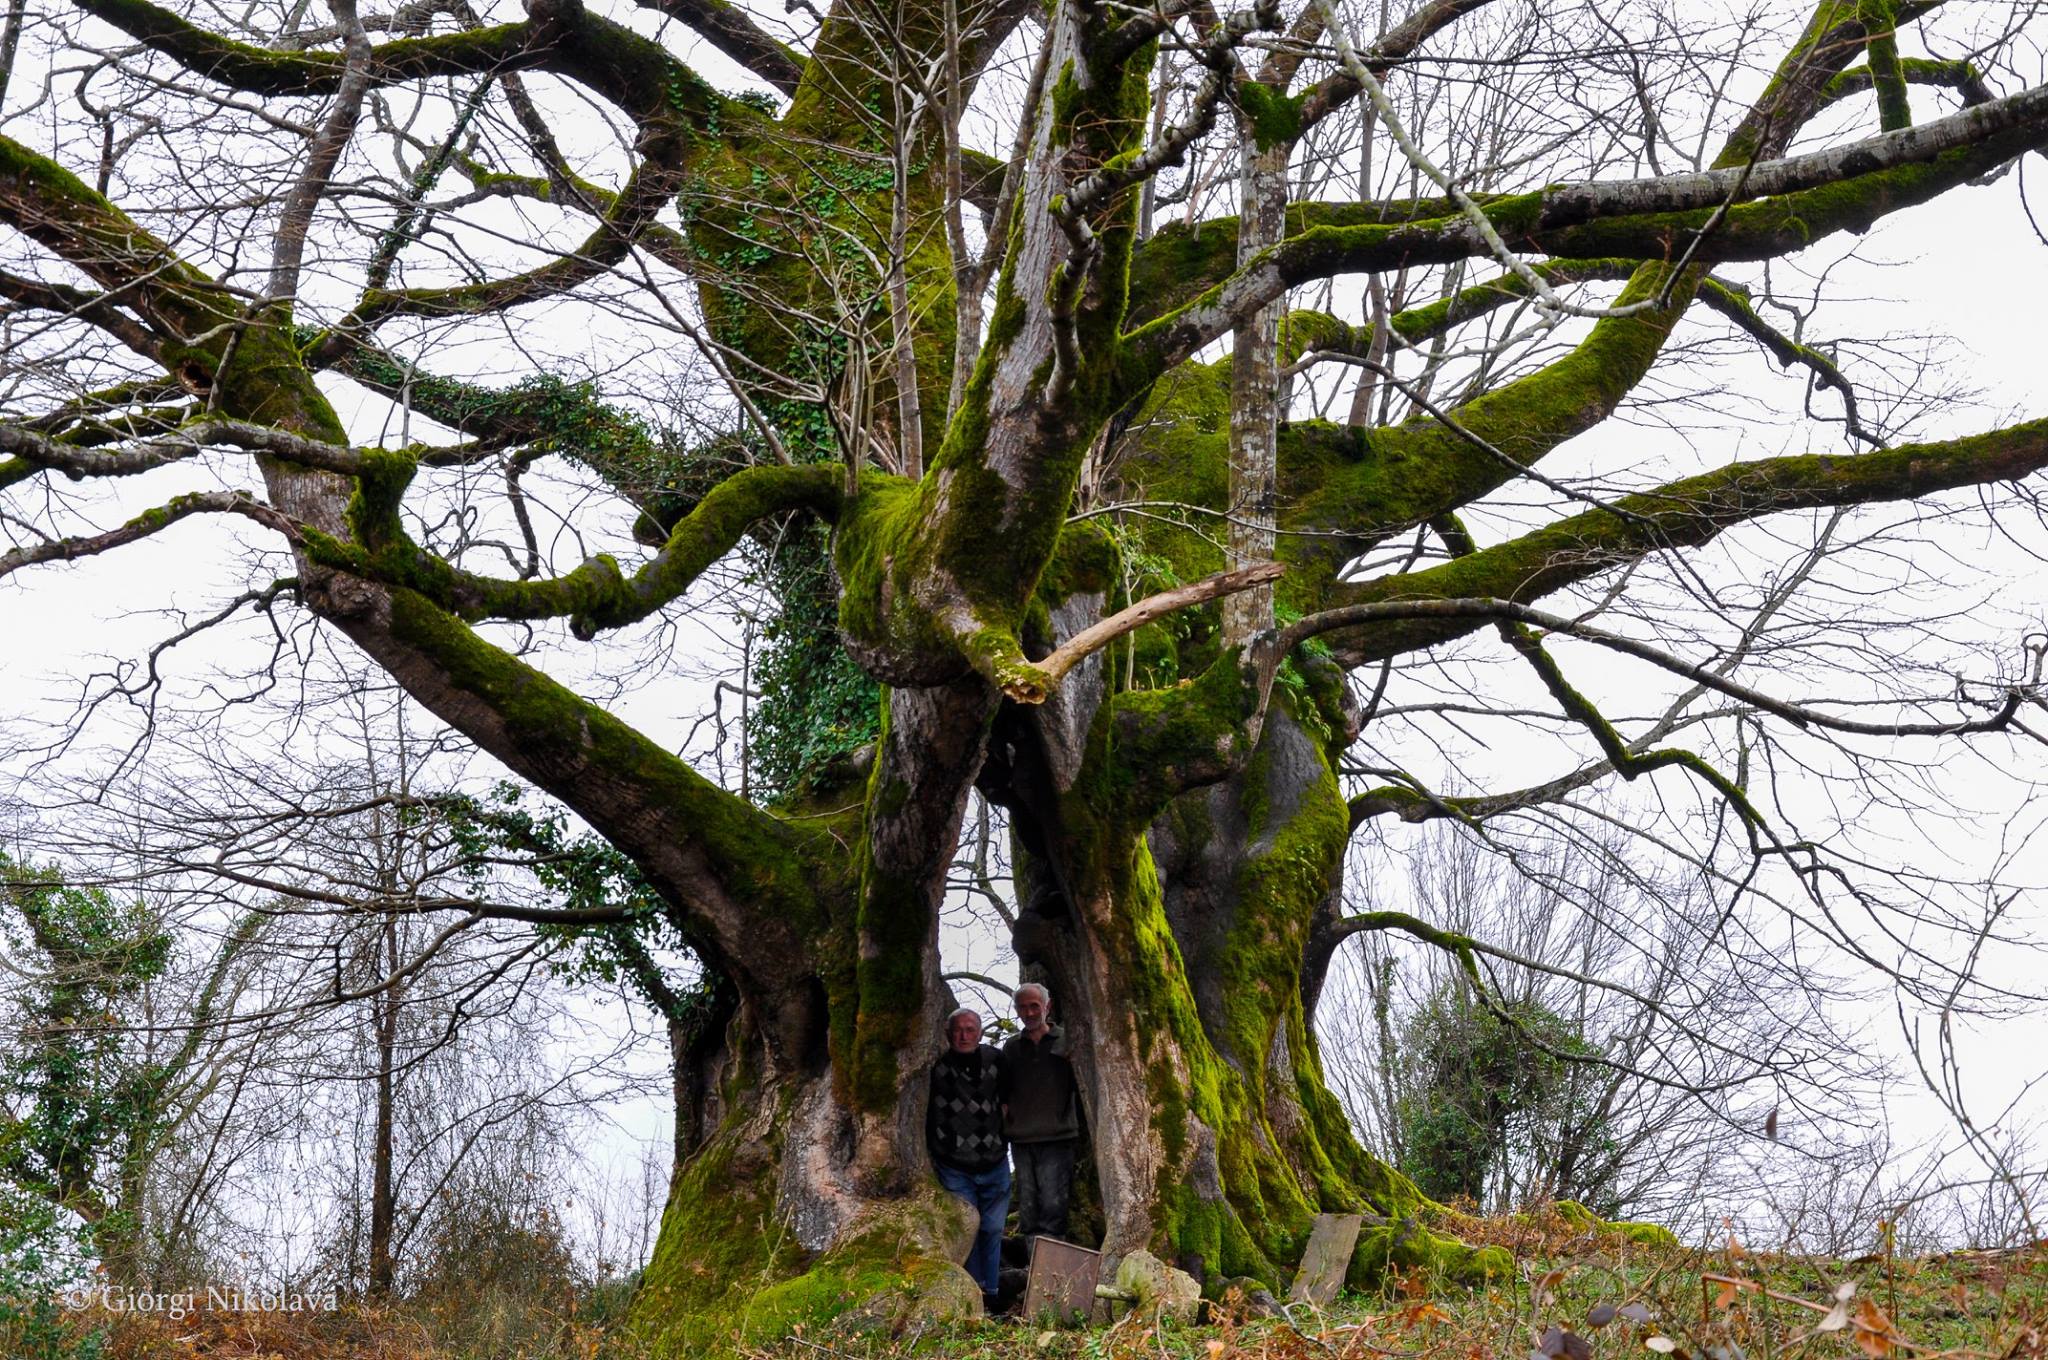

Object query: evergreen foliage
[1392,977,1612,1214]
[743,523,881,803]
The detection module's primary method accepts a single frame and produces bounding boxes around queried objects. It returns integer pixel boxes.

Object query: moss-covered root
[729,1192,981,1347]
[1552,1198,1681,1248]
[1350,1215,1513,1289]
[633,1123,980,1358]
[1343,1159,1513,1290]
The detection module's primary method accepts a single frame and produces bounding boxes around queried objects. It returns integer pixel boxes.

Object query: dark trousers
[1012,1138,1076,1241]
[933,1158,1010,1297]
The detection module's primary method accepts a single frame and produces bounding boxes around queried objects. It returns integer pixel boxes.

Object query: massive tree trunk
[630,688,1495,1358]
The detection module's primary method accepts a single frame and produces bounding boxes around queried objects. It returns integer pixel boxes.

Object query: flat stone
[1288,1213,1365,1307]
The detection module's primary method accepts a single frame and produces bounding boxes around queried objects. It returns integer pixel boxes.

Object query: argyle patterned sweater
[926,1046,1007,1172]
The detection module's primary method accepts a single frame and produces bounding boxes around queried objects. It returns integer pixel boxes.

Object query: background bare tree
[1319,813,1881,1224]
[4,679,683,1308]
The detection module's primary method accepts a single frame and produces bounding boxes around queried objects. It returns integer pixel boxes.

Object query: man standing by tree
[925,1007,1008,1311]
[1003,984,1081,1243]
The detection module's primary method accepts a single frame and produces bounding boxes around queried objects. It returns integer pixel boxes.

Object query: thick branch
[1348,758,1617,828]
[317,337,683,531]
[1859,0,1912,132]
[266,0,375,303]
[326,589,836,1067]
[303,459,843,634]
[1292,0,1498,136]
[1127,77,2048,371]
[0,490,278,580]
[0,267,162,355]
[69,0,745,135]
[0,417,366,476]
[1314,415,2048,668]
[341,158,687,326]
[70,0,543,95]
[1819,57,1994,113]
[1,416,837,631]
[630,0,802,93]
[1284,264,1882,446]
[1492,618,1768,829]
[0,134,233,338]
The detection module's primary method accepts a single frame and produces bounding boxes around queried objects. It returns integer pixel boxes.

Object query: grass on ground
[33,1210,2048,1360]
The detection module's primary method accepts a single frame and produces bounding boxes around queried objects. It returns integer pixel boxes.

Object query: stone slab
[1287,1212,1364,1306]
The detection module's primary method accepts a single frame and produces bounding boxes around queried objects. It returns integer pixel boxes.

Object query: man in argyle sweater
[926,1006,1009,1310]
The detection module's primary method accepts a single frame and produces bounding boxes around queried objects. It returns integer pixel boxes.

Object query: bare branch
[1037,560,1286,685]
[0,490,280,580]
[1272,596,2044,740]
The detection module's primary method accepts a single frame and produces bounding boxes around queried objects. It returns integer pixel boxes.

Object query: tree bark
[1222,132,1288,647]
[367,910,400,1298]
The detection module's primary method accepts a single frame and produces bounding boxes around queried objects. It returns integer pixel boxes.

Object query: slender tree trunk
[367,911,399,1298]
[1223,133,1288,647]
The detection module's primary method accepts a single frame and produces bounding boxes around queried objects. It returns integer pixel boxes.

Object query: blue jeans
[934,1157,1011,1297]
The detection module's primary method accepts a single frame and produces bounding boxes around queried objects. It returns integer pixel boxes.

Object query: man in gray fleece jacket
[1001,983,1080,1241]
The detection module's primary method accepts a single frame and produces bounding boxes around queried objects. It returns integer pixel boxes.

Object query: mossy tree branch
[69,0,743,131]
[301,457,843,636]
[1310,415,2048,668]
[1289,0,1497,137]
[1347,758,1620,829]
[316,338,696,535]
[1125,77,2048,375]
[1282,264,1883,447]
[338,159,690,326]
[1126,19,1931,322]
[628,0,803,93]
[70,0,541,94]
[1819,57,1994,113]
[1859,0,1913,131]
[1275,595,2043,740]
[66,0,751,338]
[0,133,237,341]
[1222,37,2042,615]
[0,265,163,357]
[1491,620,1771,831]
[0,414,839,631]
[0,489,280,580]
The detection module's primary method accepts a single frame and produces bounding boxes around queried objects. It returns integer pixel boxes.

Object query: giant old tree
[4,0,2048,1345]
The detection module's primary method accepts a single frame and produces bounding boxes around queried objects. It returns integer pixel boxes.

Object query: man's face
[1015,990,1047,1033]
[948,1013,982,1053]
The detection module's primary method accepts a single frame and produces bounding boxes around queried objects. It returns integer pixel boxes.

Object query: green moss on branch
[303,462,843,634]
[1858,0,1913,130]
[1325,414,2048,663]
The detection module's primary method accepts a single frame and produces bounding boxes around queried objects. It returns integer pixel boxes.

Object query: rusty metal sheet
[1022,1235,1102,1326]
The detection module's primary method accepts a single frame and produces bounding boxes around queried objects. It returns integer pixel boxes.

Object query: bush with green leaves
[1392,978,1612,1213]
[0,854,177,1285]
[0,1152,107,1360]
